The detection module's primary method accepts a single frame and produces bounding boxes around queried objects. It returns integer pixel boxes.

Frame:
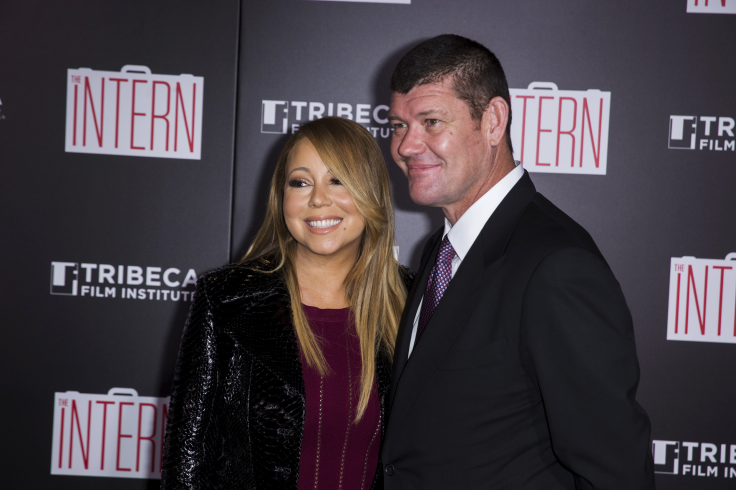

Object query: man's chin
[408,190,443,208]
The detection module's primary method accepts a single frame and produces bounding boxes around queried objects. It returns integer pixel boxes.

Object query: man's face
[389,78,493,210]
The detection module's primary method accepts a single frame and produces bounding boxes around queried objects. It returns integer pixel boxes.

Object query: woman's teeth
[307,219,342,228]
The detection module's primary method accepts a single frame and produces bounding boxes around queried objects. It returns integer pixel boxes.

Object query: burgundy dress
[298,305,381,490]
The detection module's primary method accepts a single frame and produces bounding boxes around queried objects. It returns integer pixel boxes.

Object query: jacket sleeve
[161,276,222,488]
[520,247,655,490]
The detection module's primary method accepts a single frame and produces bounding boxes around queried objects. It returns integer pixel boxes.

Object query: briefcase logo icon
[667,253,736,344]
[303,0,411,3]
[509,82,611,175]
[51,388,169,480]
[65,66,204,160]
[687,0,736,14]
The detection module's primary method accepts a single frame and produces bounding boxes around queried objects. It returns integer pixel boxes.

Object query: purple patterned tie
[415,235,456,344]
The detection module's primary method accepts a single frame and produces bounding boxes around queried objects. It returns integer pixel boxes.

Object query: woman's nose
[309,182,332,208]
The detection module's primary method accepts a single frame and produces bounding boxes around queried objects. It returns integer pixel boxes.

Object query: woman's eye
[288,179,308,188]
[330,178,342,186]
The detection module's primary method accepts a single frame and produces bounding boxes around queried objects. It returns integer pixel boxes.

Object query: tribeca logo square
[51,261,79,295]
[653,440,680,474]
[262,100,290,134]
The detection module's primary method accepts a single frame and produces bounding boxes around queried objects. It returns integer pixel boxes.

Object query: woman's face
[283,138,366,262]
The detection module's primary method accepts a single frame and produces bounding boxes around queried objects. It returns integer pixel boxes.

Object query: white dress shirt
[407,162,524,358]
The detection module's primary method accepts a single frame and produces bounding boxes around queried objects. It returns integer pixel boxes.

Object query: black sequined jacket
[161,258,411,489]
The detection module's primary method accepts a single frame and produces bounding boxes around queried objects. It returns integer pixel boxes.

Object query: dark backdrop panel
[232,1,736,488]
[1,0,734,487]
[0,0,240,487]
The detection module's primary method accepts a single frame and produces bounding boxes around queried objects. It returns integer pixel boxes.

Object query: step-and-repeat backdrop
[1,0,733,488]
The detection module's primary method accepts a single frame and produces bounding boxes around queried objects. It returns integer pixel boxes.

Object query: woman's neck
[294,244,357,309]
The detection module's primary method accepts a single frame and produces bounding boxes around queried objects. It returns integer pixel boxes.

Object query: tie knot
[438,235,456,264]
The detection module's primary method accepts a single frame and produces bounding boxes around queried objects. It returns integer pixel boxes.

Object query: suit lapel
[389,228,443,405]
[385,171,537,441]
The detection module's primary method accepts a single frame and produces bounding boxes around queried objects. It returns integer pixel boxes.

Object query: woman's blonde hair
[241,116,407,422]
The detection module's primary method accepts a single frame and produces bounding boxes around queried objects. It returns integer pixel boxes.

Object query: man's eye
[426,119,439,126]
[288,179,308,188]
[392,123,406,130]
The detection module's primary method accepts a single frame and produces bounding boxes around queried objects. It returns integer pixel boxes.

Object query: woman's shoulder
[398,264,416,291]
[198,257,287,307]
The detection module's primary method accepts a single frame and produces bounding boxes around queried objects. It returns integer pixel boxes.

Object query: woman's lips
[304,216,343,234]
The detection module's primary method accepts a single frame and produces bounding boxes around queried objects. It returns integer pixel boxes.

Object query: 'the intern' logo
[65,66,204,160]
[303,0,411,4]
[667,254,736,345]
[687,0,736,14]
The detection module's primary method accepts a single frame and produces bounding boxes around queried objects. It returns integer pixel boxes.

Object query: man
[382,34,654,489]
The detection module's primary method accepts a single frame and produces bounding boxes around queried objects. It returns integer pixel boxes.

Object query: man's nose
[396,125,425,159]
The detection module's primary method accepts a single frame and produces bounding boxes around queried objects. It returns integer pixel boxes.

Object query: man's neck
[442,151,516,226]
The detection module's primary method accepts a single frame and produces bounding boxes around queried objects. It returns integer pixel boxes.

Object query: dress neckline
[301,304,351,322]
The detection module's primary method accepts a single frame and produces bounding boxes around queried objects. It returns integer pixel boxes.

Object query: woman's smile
[305,216,343,229]
[304,216,344,235]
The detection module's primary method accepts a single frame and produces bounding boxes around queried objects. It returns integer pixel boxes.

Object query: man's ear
[482,96,509,147]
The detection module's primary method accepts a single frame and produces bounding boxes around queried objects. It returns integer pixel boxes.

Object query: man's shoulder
[509,192,603,260]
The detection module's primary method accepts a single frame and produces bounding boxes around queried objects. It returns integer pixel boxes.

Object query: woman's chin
[297,240,358,260]
[298,242,340,258]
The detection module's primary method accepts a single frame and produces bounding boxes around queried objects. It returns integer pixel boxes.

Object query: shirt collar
[444,162,524,261]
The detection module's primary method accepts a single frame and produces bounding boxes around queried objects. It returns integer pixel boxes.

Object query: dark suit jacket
[161,259,401,489]
[381,172,655,489]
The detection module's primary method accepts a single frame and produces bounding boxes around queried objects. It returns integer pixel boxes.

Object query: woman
[161,116,411,489]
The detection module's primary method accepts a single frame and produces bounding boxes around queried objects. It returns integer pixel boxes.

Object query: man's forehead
[390,82,460,117]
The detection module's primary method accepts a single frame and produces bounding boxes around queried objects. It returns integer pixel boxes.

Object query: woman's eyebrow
[287,166,311,176]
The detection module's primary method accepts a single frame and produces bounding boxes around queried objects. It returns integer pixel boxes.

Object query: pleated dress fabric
[298,305,381,490]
